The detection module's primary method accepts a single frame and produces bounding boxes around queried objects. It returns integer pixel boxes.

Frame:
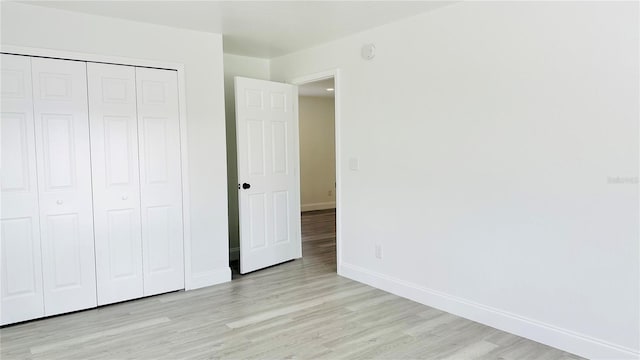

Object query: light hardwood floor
[1,209,582,359]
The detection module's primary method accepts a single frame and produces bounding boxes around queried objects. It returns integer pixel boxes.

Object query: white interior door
[31,57,97,315]
[0,54,45,325]
[88,63,144,305]
[135,67,184,296]
[235,77,301,274]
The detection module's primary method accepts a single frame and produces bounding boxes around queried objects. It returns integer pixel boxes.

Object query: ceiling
[299,78,335,98]
[24,1,455,58]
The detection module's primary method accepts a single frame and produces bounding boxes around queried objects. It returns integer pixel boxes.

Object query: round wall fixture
[361,43,376,60]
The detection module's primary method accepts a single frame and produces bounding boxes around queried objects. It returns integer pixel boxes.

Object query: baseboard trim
[338,262,639,360]
[187,267,231,290]
[229,247,239,261]
[301,202,336,212]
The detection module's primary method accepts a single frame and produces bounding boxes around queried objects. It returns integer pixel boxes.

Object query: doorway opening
[295,73,339,272]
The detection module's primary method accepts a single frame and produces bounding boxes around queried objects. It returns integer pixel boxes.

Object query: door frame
[290,69,343,273]
[0,45,196,290]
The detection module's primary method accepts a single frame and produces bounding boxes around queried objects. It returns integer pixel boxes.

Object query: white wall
[271,2,639,359]
[223,53,271,261]
[1,2,231,288]
[299,96,336,211]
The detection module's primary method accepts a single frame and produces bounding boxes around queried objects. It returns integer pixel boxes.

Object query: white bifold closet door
[1,55,184,324]
[87,63,144,305]
[31,57,97,315]
[1,54,44,324]
[135,67,184,296]
[88,65,184,301]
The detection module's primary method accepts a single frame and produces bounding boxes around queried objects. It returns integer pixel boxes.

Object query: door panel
[0,54,44,325]
[87,63,144,305]
[273,191,291,244]
[106,209,137,277]
[248,194,267,249]
[41,114,76,190]
[2,114,31,191]
[31,57,97,316]
[136,67,184,296]
[235,77,301,274]
[247,119,266,176]
[271,122,289,174]
[146,206,171,271]
[104,116,132,185]
[142,117,169,183]
[2,218,37,293]
[47,213,82,288]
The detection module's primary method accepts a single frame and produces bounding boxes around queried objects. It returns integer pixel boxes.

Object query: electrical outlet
[328,190,332,196]
[375,244,383,260]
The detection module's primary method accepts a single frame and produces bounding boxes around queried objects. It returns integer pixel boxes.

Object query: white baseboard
[187,267,231,290]
[301,201,336,212]
[229,247,239,261]
[338,262,639,360]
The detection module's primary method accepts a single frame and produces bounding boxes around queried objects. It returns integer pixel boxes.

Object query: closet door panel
[31,57,97,315]
[0,54,44,325]
[87,63,143,305]
[136,67,184,296]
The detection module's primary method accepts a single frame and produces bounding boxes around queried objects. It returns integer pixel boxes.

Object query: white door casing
[0,54,45,325]
[235,77,301,274]
[88,63,144,305]
[135,67,185,296]
[31,57,97,316]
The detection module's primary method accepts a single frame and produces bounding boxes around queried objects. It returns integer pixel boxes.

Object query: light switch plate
[349,157,359,171]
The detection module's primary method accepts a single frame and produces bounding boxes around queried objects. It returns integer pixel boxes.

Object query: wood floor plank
[29,317,171,354]
[0,209,583,359]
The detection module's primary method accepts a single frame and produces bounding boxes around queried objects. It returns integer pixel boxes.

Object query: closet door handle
[122,195,129,200]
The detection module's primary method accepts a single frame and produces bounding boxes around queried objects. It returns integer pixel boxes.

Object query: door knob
[56,200,63,205]
[122,195,129,200]
[242,183,251,190]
